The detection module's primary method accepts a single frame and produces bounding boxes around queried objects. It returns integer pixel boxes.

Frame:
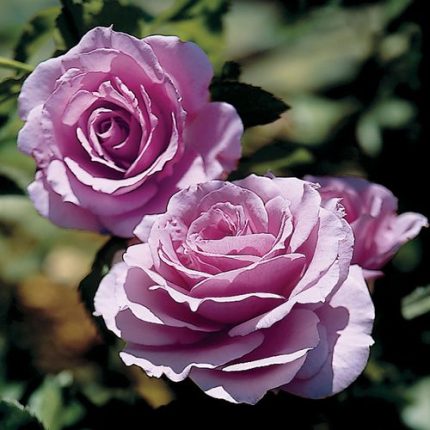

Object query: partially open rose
[95,175,374,404]
[306,176,428,279]
[18,26,242,237]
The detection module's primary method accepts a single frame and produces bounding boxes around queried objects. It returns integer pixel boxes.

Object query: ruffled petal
[120,331,264,382]
[283,265,374,398]
[145,35,213,114]
[28,171,102,232]
[185,102,242,178]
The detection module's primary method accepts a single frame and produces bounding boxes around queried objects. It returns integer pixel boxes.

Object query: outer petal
[283,265,374,398]
[19,26,163,119]
[100,207,158,238]
[189,309,320,404]
[18,57,63,119]
[17,105,50,164]
[292,207,354,299]
[94,262,129,336]
[28,171,102,232]
[185,102,243,178]
[371,212,428,268]
[234,174,283,204]
[393,211,428,241]
[115,309,208,346]
[67,27,164,82]
[120,331,264,383]
[145,35,213,114]
[190,355,307,405]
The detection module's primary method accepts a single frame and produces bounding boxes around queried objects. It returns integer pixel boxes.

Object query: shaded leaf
[150,0,230,67]
[210,81,289,128]
[218,61,241,81]
[356,112,383,157]
[402,376,430,430]
[28,376,65,430]
[14,7,60,63]
[158,0,230,24]
[374,98,415,129]
[0,400,45,430]
[56,0,153,50]
[27,373,85,430]
[0,77,25,127]
[401,285,430,320]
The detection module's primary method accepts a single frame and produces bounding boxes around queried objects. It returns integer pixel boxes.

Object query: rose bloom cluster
[19,27,427,404]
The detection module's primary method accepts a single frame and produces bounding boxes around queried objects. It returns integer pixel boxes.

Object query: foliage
[0,400,45,430]
[211,61,289,128]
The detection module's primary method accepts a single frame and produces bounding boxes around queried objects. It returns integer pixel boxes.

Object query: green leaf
[56,0,153,50]
[374,98,415,129]
[155,0,230,23]
[356,112,383,157]
[218,61,242,81]
[401,285,430,320]
[149,0,230,67]
[210,81,289,128]
[14,7,61,63]
[27,372,83,430]
[0,77,24,128]
[402,376,430,430]
[0,76,25,106]
[79,237,127,316]
[28,377,64,430]
[0,400,45,430]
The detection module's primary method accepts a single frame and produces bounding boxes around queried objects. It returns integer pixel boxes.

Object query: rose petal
[292,207,353,298]
[189,309,320,404]
[18,56,63,119]
[283,265,374,398]
[94,262,129,336]
[67,27,164,83]
[115,309,208,346]
[185,102,243,178]
[28,171,102,232]
[190,253,306,298]
[145,35,213,114]
[120,331,264,382]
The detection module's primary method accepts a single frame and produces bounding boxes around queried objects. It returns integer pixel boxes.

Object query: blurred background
[1,0,429,428]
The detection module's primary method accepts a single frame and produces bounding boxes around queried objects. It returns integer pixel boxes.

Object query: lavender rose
[18,27,242,237]
[94,175,374,404]
[306,176,428,279]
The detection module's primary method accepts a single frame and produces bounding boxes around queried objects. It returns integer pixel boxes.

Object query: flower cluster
[18,27,427,404]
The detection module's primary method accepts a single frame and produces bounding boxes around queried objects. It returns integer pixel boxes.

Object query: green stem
[0,57,33,73]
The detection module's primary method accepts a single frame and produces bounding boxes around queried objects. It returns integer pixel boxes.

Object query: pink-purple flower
[94,175,374,404]
[306,176,428,279]
[18,26,243,237]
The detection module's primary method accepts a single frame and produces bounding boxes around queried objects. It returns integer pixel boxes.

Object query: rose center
[87,107,140,170]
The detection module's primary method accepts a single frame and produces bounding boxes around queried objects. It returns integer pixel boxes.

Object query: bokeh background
[1,0,429,428]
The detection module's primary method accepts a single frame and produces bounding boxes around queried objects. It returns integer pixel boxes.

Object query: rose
[94,175,374,404]
[18,27,243,237]
[306,176,428,279]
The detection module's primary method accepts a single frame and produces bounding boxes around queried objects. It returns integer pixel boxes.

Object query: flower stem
[0,57,33,73]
